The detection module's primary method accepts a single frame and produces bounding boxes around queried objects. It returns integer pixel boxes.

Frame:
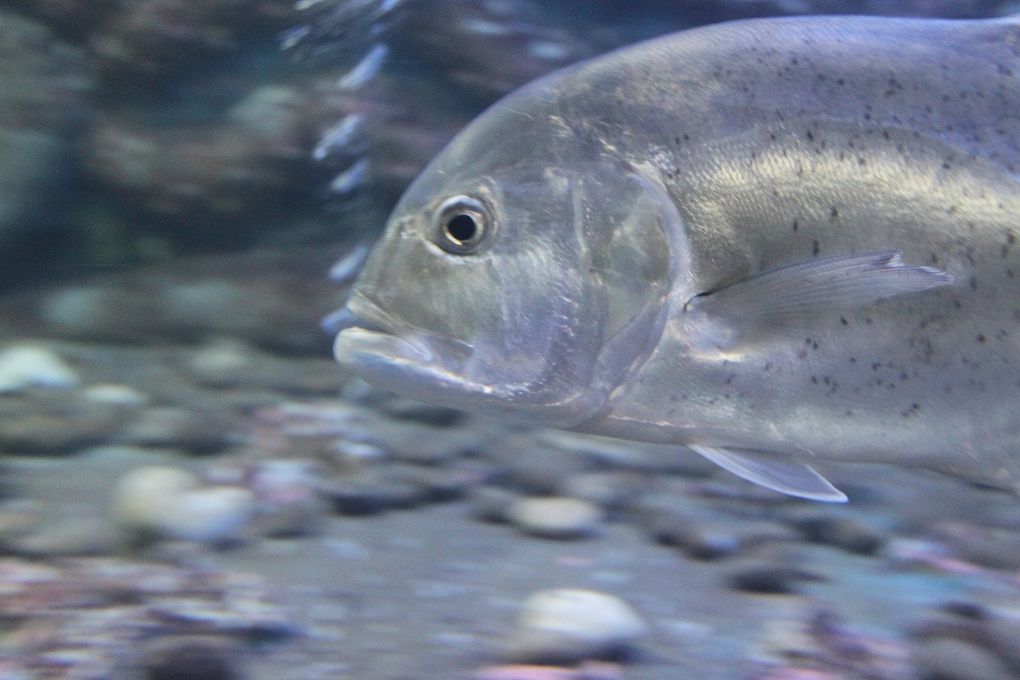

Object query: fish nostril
[321,306,357,334]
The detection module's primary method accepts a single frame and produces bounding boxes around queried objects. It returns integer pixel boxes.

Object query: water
[0,1,1017,678]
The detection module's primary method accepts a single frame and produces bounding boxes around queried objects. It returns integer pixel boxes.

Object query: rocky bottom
[0,338,1018,680]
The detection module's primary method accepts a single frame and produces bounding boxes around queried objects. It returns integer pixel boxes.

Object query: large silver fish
[333,15,1020,502]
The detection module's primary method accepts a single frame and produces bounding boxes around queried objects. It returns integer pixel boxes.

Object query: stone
[650,512,741,560]
[982,605,1020,673]
[507,497,603,540]
[0,391,123,453]
[490,437,592,495]
[142,635,242,680]
[247,459,328,537]
[112,466,255,545]
[9,516,117,558]
[0,10,91,281]
[164,486,256,545]
[792,515,886,555]
[558,472,645,513]
[28,249,341,354]
[726,562,824,595]
[118,406,236,454]
[379,398,466,427]
[928,521,1020,571]
[0,345,78,393]
[912,637,1015,680]
[113,465,199,531]
[470,486,518,524]
[400,465,475,503]
[90,0,291,82]
[320,468,426,515]
[472,661,623,680]
[508,589,647,664]
[187,337,254,382]
[81,382,149,406]
[0,556,293,677]
[187,337,347,394]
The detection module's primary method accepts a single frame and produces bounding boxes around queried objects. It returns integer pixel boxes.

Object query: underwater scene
[2,1,1020,678]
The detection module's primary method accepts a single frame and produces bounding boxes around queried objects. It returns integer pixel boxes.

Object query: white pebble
[0,345,78,393]
[509,589,647,663]
[187,337,253,376]
[113,466,199,529]
[40,287,105,330]
[249,459,327,537]
[164,486,255,544]
[112,466,254,545]
[82,383,149,406]
[507,496,603,539]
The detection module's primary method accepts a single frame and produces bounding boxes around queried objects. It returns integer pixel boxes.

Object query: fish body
[335,15,1020,500]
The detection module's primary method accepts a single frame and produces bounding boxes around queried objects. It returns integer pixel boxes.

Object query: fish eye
[435,195,491,254]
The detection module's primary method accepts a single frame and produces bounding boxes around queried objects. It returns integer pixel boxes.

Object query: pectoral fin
[690,445,848,502]
[684,251,952,350]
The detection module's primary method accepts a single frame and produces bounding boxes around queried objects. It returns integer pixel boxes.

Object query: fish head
[335,120,681,426]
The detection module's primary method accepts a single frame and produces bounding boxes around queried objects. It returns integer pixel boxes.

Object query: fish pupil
[446,213,478,244]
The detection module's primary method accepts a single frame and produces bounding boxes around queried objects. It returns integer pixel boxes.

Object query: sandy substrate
[0,339,1018,679]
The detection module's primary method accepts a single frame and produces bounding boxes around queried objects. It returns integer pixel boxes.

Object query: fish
[332,14,1020,502]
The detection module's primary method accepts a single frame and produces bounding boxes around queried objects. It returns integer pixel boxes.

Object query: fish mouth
[332,295,474,395]
[333,295,609,426]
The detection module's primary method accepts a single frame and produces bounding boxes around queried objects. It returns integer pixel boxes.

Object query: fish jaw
[334,326,599,424]
[334,325,488,402]
[332,295,610,426]
[332,293,477,402]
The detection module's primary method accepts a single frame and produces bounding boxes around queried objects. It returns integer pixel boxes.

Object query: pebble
[320,468,426,515]
[792,515,886,555]
[986,615,1020,673]
[470,486,519,523]
[387,427,481,466]
[142,635,242,680]
[726,562,824,595]
[649,512,741,560]
[0,10,90,263]
[9,517,117,558]
[0,392,123,453]
[507,497,603,540]
[187,336,254,382]
[119,406,236,454]
[919,602,1020,675]
[0,345,78,393]
[247,459,328,537]
[558,472,644,513]
[0,500,42,545]
[508,589,647,664]
[491,437,592,495]
[755,616,823,666]
[81,382,149,406]
[401,465,475,502]
[927,521,1020,571]
[184,337,346,395]
[112,466,254,545]
[0,555,293,676]
[473,661,622,680]
[912,637,1015,680]
[113,466,198,529]
[755,669,844,680]
[379,398,466,427]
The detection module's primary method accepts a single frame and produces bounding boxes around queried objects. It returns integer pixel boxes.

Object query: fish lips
[332,298,483,403]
